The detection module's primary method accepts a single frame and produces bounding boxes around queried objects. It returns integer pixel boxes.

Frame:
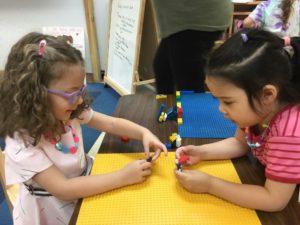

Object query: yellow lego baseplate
[76,152,261,225]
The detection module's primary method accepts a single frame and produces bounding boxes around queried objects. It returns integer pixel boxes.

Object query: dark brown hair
[280,0,295,28]
[207,29,300,112]
[0,32,91,145]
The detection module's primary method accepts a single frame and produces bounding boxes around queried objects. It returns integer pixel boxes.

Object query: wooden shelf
[226,1,265,38]
[233,12,252,16]
[233,1,263,6]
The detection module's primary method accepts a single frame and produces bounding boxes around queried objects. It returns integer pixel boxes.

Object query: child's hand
[174,169,212,193]
[121,160,152,185]
[142,130,168,161]
[175,145,201,165]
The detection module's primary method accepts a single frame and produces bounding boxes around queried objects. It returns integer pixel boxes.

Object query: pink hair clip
[38,40,47,57]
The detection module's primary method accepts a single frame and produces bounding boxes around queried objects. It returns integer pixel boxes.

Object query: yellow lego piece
[169,134,177,142]
[156,94,167,100]
[158,112,166,122]
[158,116,163,122]
[178,118,183,124]
[176,102,181,108]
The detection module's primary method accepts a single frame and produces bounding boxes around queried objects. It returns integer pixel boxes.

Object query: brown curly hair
[0,32,92,145]
[280,0,295,28]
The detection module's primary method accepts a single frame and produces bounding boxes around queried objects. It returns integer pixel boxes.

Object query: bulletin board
[104,0,157,95]
[76,153,261,225]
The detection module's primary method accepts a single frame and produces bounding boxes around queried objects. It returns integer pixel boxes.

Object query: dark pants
[153,30,223,94]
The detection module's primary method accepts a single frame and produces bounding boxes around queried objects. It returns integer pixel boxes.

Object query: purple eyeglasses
[47,84,86,104]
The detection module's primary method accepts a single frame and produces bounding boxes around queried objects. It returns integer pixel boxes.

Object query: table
[70,93,300,225]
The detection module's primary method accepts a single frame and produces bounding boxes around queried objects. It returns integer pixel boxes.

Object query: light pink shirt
[246,105,300,183]
[5,109,94,225]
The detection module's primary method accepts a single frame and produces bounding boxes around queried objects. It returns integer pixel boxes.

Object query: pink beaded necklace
[45,124,79,154]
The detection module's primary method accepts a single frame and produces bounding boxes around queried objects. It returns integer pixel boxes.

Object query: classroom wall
[0,0,110,74]
[94,0,110,71]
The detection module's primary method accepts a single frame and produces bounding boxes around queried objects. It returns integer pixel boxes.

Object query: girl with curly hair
[0,32,167,225]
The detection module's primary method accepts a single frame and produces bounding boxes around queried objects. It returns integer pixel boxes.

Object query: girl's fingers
[175,147,186,158]
[141,161,152,170]
[142,169,151,177]
[174,169,185,181]
[151,150,161,161]
[160,143,168,155]
[143,144,150,158]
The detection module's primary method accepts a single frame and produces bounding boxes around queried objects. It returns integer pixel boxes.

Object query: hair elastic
[283,36,291,46]
[241,33,248,43]
[38,40,47,57]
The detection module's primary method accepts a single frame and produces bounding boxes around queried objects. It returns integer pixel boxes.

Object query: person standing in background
[151,0,232,94]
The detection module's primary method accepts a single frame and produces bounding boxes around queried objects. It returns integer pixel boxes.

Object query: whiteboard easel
[104,0,157,95]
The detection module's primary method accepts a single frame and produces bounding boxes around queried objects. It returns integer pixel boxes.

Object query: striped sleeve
[248,1,266,27]
[265,136,300,183]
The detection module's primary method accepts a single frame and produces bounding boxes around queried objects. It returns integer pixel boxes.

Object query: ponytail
[280,0,294,28]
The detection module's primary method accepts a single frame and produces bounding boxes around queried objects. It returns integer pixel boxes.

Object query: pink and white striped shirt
[246,104,300,183]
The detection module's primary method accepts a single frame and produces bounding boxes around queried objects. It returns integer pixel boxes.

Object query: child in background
[175,29,300,212]
[243,0,300,37]
[0,32,167,225]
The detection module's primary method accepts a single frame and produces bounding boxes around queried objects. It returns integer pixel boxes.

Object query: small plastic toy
[156,94,167,100]
[176,91,181,100]
[169,133,177,143]
[120,136,129,143]
[177,118,183,125]
[177,107,183,118]
[176,135,182,148]
[146,156,152,162]
[158,112,167,122]
[176,154,190,172]
[157,103,166,122]
[165,142,172,149]
[165,133,182,149]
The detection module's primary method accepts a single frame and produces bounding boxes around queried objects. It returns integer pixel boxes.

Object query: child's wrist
[206,175,216,194]
[196,145,207,160]
[118,169,130,186]
[141,128,151,138]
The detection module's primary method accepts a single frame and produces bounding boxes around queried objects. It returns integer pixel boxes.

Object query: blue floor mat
[0,185,13,225]
[82,83,120,152]
[178,92,236,138]
[0,139,4,149]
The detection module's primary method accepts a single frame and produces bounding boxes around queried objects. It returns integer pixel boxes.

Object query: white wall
[94,0,110,71]
[0,0,110,74]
